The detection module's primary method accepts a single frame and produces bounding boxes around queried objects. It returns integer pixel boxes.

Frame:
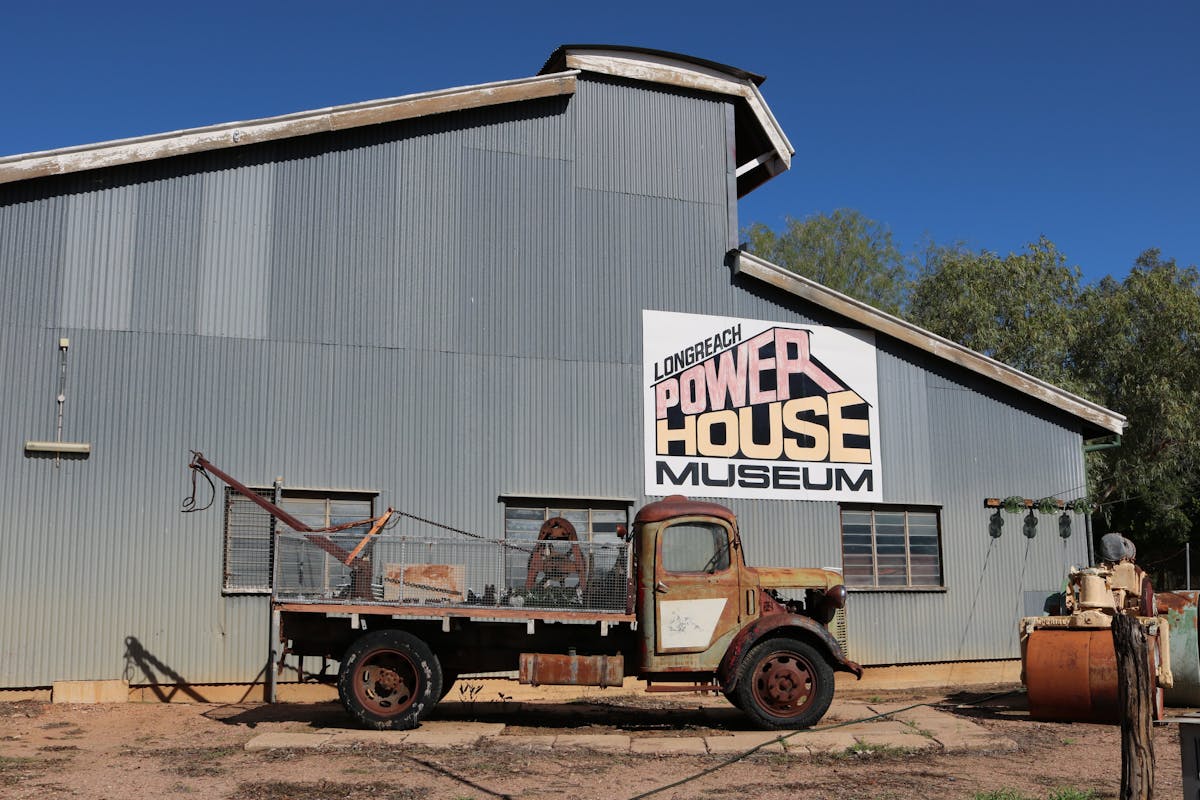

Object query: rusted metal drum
[1025,628,1163,721]
[1026,629,1119,721]
[1161,591,1200,706]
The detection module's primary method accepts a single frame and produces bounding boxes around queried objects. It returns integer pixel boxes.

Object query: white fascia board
[733,250,1126,435]
[0,72,579,185]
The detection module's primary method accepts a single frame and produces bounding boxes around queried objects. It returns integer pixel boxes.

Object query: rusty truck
[186,453,861,730]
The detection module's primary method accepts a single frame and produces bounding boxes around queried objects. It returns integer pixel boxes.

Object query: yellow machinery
[1020,534,1173,722]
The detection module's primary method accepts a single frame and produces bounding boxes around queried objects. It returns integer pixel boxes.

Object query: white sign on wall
[643,310,882,502]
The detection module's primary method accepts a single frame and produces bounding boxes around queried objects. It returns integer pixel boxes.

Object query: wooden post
[1113,614,1154,800]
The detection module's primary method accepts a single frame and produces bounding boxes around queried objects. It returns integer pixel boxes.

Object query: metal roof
[541,44,767,86]
[731,249,1127,437]
[0,45,793,196]
[0,72,577,186]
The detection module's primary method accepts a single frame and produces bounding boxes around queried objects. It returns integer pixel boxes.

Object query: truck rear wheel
[338,629,442,730]
[734,638,834,730]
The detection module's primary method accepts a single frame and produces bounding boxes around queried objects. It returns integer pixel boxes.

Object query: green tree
[743,209,908,315]
[1071,250,1200,548]
[907,237,1084,392]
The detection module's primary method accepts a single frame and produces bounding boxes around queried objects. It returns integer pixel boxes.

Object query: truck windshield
[662,522,730,573]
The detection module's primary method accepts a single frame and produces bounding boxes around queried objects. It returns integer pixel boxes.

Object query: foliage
[744,206,1200,558]
[743,209,908,314]
[1071,250,1200,547]
[907,236,1084,392]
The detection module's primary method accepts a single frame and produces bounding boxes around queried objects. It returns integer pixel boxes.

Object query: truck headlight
[825,584,847,609]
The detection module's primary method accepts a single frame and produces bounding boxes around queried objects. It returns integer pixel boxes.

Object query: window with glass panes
[222,487,376,594]
[840,507,943,588]
[503,501,630,589]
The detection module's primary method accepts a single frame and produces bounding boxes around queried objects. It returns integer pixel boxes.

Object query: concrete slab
[704,732,786,754]
[52,680,128,704]
[554,734,631,752]
[496,734,558,751]
[783,730,856,755]
[245,732,333,751]
[865,701,1017,753]
[325,730,411,747]
[823,699,866,723]
[630,737,709,755]
[841,719,921,735]
[404,721,505,748]
[851,730,937,750]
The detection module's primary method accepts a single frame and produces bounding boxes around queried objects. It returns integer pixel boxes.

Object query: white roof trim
[732,249,1126,435]
[0,72,579,185]
[557,49,793,174]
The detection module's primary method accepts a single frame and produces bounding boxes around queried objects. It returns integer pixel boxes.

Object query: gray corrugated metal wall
[0,75,1088,687]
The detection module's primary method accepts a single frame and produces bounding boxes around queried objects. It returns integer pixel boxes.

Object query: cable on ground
[626,689,1019,800]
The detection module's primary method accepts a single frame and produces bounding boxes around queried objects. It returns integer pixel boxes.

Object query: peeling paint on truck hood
[750,566,843,590]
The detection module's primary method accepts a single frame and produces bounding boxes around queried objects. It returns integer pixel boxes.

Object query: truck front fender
[718,613,863,693]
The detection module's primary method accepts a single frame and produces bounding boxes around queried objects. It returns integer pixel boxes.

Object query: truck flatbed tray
[273,530,633,616]
[275,601,636,625]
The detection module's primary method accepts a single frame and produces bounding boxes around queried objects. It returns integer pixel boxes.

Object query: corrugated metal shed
[0,49,1107,688]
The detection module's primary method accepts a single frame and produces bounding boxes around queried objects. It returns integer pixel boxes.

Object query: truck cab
[634,495,861,728]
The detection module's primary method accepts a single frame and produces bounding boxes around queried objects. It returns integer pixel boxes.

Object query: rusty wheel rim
[751,650,815,719]
[353,648,418,717]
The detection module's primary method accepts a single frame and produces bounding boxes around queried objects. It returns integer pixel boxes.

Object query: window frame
[501,497,634,588]
[658,519,733,575]
[500,496,633,546]
[839,504,945,591]
[221,485,377,595]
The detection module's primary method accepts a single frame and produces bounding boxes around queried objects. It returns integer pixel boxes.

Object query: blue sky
[3,1,1196,284]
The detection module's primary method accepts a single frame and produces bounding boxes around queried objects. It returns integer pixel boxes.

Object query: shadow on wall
[122,635,267,703]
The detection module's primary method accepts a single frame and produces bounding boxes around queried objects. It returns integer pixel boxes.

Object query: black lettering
[737,464,770,489]
[701,462,735,487]
[835,469,873,493]
[656,461,698,486]
[802,467,833,490]
[772,465,801,489]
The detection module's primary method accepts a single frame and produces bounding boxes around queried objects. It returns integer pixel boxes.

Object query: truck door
[648,517,743,670]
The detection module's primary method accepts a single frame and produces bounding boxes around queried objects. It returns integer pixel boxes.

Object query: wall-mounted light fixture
[24,336,91,465]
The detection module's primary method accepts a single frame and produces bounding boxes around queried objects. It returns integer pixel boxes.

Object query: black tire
[733,638,834,730]
[337,629,442,730]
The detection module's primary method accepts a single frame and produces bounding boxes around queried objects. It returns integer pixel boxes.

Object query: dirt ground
[0,684,1185,800]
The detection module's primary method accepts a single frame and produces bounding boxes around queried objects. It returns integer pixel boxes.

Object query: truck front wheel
[734,638,834,730]
[338,629,442,730]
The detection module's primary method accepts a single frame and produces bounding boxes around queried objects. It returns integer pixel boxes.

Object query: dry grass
[228,780,426,800]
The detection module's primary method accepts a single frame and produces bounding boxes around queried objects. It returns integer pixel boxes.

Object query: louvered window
[840,506,943,589]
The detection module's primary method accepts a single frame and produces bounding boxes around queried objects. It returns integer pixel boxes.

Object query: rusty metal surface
[634,497,737,526]
[1160,591,1200,706]
[718,608,862,691]
[752,566,842,591]
[644,682,721,693]
[518,653,623,687]
[276,602,636,624]
[1025,629,1164,722]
